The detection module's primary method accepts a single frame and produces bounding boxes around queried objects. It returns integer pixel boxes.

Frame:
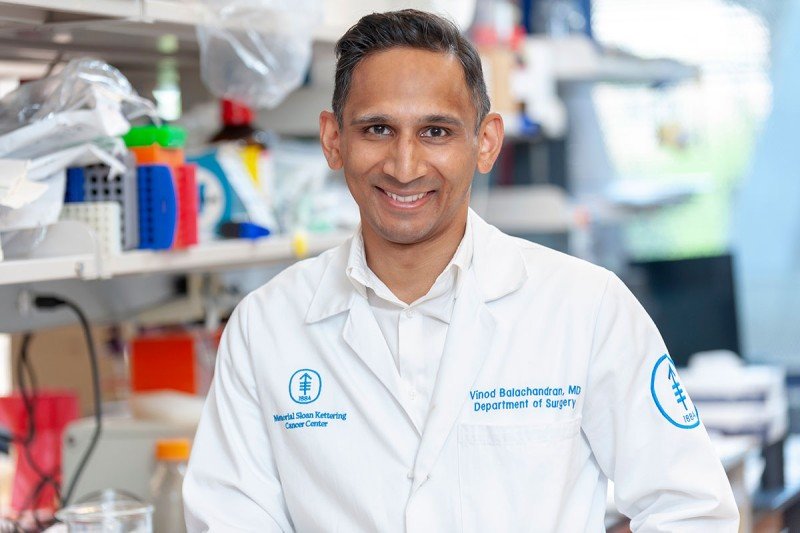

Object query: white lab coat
[184,212,739,532]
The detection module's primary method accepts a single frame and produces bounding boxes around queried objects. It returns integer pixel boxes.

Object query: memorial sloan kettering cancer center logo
[289,368,322,404]
[274,369,348,431]
[651,354,700,430]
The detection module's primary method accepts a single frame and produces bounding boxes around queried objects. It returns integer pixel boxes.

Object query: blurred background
[0,0,796,531]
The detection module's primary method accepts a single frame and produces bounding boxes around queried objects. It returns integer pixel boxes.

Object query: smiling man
[184,10,739,532]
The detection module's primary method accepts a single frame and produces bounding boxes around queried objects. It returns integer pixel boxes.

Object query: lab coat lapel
[342,296,422,434]
[411,272,496,490]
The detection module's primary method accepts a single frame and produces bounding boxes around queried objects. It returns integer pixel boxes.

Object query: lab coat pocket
[457,417,581,533]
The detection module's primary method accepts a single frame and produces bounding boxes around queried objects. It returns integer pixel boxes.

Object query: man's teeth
[385,191,427,203]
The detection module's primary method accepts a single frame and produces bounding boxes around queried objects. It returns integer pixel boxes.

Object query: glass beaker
[56,490,153,533]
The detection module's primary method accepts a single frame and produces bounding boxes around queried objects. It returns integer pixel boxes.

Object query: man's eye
[421,127,449,138]
[366,125,390,136]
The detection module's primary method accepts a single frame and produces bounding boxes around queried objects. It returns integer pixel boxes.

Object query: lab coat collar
[343,213,475,324]
[305,208,528,324]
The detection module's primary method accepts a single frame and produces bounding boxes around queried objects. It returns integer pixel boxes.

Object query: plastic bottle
[206,98,278,231]
[209,100,273,186]
[150,438,190,533]
[209,99,269,147]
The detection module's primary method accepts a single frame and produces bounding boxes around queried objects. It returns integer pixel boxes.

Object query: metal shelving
[0,222,349,287]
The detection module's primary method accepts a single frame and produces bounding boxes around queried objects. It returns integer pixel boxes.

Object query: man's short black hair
[333,9,490,130]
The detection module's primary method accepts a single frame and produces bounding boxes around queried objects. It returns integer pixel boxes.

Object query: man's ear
[476,112,505,174]
[320,111,343,170]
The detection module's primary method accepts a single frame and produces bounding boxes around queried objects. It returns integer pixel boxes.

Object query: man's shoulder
[487,224,610,291]
[246,237,349,309]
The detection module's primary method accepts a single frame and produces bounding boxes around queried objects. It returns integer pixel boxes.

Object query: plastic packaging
[0,58,156,159]
[0,58,156,258]
[195,0,319,108]
[150,439,190,533]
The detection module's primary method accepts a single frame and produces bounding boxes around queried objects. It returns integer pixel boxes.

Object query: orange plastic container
[130,333,196,394]
[130,145,185,168]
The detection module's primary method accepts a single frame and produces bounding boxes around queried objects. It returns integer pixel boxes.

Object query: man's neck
[362,212,468,305]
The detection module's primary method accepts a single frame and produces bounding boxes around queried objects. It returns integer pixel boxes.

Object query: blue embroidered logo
[289,369,322,404]
[650,354,699,429]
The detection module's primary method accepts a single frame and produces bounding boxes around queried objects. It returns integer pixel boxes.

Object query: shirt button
[404,308,415,318]
[407,471,414,479]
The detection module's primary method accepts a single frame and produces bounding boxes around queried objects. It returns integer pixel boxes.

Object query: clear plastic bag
[0,58,154,137]
[195,0,319,109]
[0,58,156,161]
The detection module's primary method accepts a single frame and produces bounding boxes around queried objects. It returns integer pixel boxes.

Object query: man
[184,10,739,532]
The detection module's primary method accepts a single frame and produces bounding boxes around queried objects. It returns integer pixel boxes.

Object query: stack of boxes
[60,125,199,252]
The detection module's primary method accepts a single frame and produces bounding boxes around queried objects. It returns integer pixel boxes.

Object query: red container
[0,391,79,513]
[174,164,199,249]
[130,333,197,394]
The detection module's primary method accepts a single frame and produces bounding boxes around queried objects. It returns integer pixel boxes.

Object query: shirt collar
[345,212,474,321]
[345,214,473,288]
[305,209,527,324]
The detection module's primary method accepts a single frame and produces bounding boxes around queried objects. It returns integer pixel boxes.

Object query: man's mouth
[375,186,435,209]
[383,190,429,203]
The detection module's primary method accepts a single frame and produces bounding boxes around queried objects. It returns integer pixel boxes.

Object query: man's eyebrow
[420,114,464,128]
[350,114,392,126]
[349,114,465,128]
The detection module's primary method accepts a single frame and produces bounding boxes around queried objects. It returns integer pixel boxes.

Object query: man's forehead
[344,48,474,124]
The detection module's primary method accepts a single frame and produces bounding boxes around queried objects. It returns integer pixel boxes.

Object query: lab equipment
[174,164,199,248]
[130,331,198,395]
[219,221,270,240]
[209,99,276,208]
[64,160,139,251]
[62,418,195,504]
[136,165,177,250]
[126,125,199,249]
[150,439,190,533]
[123,125,187,150]
[189,145,276,237]
[55,490,153,533]
[60,202,122,256]
[129,144,185,169]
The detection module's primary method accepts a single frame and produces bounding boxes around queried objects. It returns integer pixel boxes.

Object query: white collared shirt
[345,218,474,430]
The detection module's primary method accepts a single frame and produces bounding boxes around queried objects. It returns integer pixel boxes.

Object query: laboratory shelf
[0,0,435,48]
[102,231,347,278]
[544,36,699,85]
[0,253,97,286]
[0,231,349,287]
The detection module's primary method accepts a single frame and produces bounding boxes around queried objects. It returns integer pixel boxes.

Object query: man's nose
[382,134,427,184]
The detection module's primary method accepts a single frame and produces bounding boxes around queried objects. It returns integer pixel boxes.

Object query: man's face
[322,47,497,246]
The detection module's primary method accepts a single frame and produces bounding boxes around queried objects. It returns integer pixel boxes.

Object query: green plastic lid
[123,125,187,148]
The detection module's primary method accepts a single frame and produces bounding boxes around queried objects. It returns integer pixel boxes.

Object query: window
[592,0,771,260]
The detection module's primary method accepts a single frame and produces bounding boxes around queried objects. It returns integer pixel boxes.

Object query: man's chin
[369,219,438,246]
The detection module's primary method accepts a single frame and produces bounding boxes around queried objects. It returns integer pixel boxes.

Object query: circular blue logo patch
[650,354,699,429]
[289,369,322,404]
